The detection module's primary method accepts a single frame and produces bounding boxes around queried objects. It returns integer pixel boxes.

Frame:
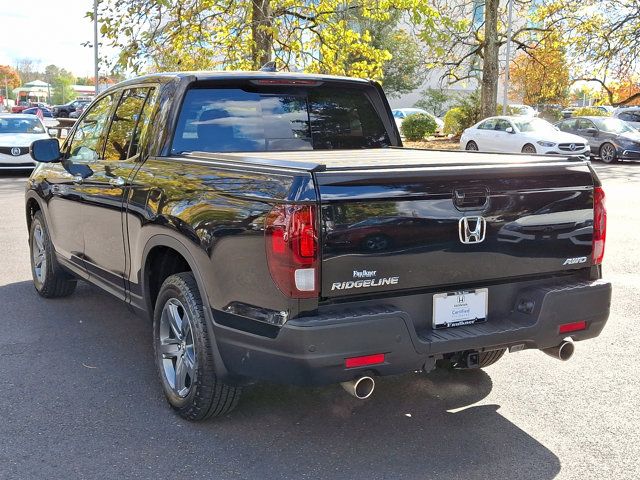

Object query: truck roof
[111,70,372,90]
[185,148,587,173]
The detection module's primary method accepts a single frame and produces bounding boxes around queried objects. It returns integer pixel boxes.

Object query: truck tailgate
[316,151,595,298]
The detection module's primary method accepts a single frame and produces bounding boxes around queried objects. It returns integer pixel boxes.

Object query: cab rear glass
[171,85,391,153]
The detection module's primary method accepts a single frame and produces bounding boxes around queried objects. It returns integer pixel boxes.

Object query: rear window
[171,86,391,153]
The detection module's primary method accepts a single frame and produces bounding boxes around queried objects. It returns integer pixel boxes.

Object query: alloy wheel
[32,224,47,284]
[600,143,616,163]
[158,298,197,397]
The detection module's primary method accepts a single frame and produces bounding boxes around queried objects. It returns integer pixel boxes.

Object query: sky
[0,0,102,77]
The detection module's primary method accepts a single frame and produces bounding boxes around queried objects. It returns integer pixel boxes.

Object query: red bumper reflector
[559,321,587,334]
[345,353,385,368]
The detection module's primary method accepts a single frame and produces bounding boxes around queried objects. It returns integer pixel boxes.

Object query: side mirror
[30,138,61,163]
[585,128,598,136]
[505,127,514,133]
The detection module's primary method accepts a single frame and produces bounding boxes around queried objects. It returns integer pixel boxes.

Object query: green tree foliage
[573,107,608,117]
[400,113,437,140]
[94,0,438,85]
[414,88,451,116]
[350,10,425,97]
[48,66,76,105]
[443,90,481,136]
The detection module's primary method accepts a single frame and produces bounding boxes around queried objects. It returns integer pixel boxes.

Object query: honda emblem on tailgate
[459,216,486,244]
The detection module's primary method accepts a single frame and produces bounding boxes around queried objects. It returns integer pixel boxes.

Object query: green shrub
[400,113,438,141]
[443,107,466,136]
[573,107,609,117]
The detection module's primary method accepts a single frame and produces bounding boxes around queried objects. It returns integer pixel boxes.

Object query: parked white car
[460,116,590,155]
[392,108,445,136]
[0,114,50,170]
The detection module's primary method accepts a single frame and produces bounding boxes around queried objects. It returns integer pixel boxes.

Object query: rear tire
[465,141,479,151]
[29,211,77,298]
[599,142,618,163]
[477,349,506,368]
[153,272,241,421]
[521,144,537,154]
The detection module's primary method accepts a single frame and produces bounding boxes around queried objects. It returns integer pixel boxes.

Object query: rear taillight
[265,204,319,298]
[592,186,606,265]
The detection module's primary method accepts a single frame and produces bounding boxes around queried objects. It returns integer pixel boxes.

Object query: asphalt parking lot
[0,162,639,480]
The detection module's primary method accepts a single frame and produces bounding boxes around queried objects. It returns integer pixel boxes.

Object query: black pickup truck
[26,72,611,421]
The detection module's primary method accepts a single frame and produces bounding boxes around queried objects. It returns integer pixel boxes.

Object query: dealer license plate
[432,289,488,329]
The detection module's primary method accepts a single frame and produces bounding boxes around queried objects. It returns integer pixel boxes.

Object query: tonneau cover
[187,148,586,172]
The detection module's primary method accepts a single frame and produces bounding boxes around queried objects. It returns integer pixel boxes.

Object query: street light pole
[94,0,99,96]
[502,0,514,115]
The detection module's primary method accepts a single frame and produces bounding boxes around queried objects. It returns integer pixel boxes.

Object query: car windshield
[172,85,391,153]
[592,117,636,134]
[0,117,44,134]
[514,118,557,133]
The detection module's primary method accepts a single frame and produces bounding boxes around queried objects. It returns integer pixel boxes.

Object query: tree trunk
[251,0,273,70]
[480,0,499,119]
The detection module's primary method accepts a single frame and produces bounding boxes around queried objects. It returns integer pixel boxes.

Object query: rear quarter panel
[126,156,318,319]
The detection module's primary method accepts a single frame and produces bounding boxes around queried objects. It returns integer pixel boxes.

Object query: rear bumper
[213,279,611,385]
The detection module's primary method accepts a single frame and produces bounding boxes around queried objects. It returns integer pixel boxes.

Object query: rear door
[318,160,595,298]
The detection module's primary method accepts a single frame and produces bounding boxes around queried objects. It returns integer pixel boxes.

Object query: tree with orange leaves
[509,33,570,106]
[0,65,21,99]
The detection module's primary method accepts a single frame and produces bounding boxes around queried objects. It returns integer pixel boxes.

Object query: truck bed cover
[184,148,586,173]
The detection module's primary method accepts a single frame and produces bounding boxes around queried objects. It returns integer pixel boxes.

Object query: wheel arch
[141,234,231,378]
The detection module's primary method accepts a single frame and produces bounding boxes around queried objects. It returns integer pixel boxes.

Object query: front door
[81,86,157,300]
[42,93,115,275]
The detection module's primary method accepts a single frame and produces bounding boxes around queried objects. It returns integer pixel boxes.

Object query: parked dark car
[69,104,87,118]
[51,99,91,118]
[556,116,640,163]
[26,72,611,421]
[22,107,53,118]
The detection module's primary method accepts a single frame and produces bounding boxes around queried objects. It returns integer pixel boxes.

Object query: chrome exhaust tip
[542,339,575,361]
[341,376,375,399]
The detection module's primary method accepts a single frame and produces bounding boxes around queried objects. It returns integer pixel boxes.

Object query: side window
[618,112,640,122]
[478,119,497,130]
[577,119,595,130]
[104,87,155,161]
[67,94,115,162]
[494,119,511,131]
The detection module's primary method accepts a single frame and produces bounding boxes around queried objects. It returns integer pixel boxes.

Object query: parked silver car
[613,106,640,129]
[555,116,640,163]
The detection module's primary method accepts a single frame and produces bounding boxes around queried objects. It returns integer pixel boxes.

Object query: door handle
[109,177,125,187]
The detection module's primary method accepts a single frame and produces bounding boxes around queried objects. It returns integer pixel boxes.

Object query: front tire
[599,142,618,163]
[465,141,479,151]
[521,144,537,154]
[29,211,76,298]
[153,272,241,421]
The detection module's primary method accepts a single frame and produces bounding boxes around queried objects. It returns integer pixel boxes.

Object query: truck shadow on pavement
[1,280,561,480]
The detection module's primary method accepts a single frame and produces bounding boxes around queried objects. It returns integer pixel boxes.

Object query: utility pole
[502,0,514,115]
[4,76,8,109]
[93,0,99,95]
